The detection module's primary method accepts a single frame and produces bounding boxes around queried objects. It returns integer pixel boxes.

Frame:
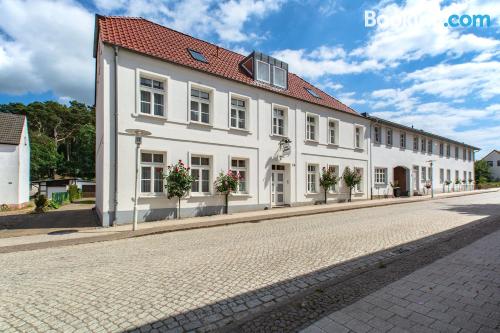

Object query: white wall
[96,45,370,225]
[370,124,475,197]
[17,121,30,204]
[0,144,19,205]
[482,151,500,181]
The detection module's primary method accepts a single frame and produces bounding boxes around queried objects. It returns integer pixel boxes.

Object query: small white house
[0,113,30,209]
[481,150,500,181]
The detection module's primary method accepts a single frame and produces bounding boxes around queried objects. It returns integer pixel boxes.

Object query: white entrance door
[412,166,419,193]
[272,165,285,206]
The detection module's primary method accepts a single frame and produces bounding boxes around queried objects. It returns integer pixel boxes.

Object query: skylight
[305,88,321,98]
[188,49,208,63]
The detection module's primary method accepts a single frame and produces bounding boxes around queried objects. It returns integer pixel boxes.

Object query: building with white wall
[0,113,30,209]
[364,115,477,198]
[481,150,500,181]
[94,16,370,226]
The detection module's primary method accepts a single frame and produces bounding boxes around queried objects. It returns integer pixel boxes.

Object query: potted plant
[444,180,451,192]
[164,160,194,219]
[454,179,461,191]
[425,181,432,193]
[214,170,242,214]
[343,167,362,202]
[319,166,339,204]
[390,181,400,197]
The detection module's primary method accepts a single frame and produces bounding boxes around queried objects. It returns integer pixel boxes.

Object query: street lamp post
[426,160,435,199]
[125,129,152,231]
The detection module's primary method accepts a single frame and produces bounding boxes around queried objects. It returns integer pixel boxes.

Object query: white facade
[0,119,30,208]
[369,120,476,197]
[482,150,500,181]
[95,45,371,226]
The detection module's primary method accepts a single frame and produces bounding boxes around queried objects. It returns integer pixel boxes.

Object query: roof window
[188,49,208,63]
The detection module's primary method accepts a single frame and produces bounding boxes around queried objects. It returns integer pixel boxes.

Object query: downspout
[369,120,373,200]
[112,45,119,226]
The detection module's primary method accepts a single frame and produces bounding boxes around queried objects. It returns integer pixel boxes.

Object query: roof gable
[0,113,26,145]
[95,15,358,117]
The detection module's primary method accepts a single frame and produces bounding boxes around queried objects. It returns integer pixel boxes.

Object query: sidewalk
[0,189,497,253]
[301,228,500,333]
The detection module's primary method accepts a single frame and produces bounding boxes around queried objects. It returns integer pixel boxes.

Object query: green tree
[30,134,61,180]
[474,160,490,183]
[319,166,339,204]
[164,160,194,219]
[343,167,362,202]
[214,170,242,214]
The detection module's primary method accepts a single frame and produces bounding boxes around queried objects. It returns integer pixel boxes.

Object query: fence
[51,192,70,205]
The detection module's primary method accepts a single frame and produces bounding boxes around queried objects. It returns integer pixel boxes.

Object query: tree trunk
[225,193,229,214]
[348,187,352,202]
[178,197,181,219]
[324,188,327,204]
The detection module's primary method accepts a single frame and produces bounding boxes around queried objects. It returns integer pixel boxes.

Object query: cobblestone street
[1,192,499,332]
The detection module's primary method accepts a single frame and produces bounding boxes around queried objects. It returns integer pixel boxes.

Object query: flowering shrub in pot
[214,170,243,214]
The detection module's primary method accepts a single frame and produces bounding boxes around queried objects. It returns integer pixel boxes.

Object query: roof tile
[0,113,25,145]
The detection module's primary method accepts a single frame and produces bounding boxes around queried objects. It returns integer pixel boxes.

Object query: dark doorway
[393,166,409,196]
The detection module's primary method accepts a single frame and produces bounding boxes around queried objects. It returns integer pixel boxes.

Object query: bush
[68,184,81,202]
[47,200,60,209]
[34,195,49,213]
[51,192,69,205]
[0,204,9,212]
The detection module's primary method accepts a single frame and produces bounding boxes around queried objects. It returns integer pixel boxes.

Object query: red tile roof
[95,16,358,116]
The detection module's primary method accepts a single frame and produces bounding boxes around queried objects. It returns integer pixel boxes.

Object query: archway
[393,166,409,196]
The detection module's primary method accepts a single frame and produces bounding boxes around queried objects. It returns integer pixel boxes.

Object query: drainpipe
[112,45,119,226]
[369,121,373,200]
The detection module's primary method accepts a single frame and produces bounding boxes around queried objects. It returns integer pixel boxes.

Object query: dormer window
[256,60,270,83]
[273,66,286,88]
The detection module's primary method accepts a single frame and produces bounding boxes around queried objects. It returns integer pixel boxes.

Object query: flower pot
[393,187,401,197]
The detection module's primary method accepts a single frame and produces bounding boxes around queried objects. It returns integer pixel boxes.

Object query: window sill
[134,113,167,121]
[189,193,213,198]
[229,127,251,134]
[231,193,252,197]
[139,193,166,198]
[327,143,339,147]
[189,121,213,128]
[305,192,320,196]
[354,147,365,151]
[304,139,319,144]
[270,134,288,139]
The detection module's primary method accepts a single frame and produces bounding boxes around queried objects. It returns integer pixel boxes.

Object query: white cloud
[0,0,94,103]
[336,92,366,106]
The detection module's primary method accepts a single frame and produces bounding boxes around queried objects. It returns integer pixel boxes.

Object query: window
[191,156,211,193]
[428,167,432,181]
[487,161,493,167]
[230,97,247,130]
[190,88,210,124]
[386,128,393,146]
[413,136,419,151]
[231,158,248,193]
[446,144,451,157]
[273,66,286,88]
[354,167,363,192]
[327,165,339,192]
[463,148,466,161]
[328,119,338,145]
[468,171,472,181]
[305,88,321,98]
[256,60,270,83]
[354,126,363,149]
[446,169,451,181]
[468,149,472,161]
[439,143,444,157]
[498,160,500,167]
[421,138,426,153]
[428,140,433,154]
[306,114,318,141]
[400,132,406,149]
[463,171,467,182]
[374,126,381,144]
[188,49,208,63]
[455,146,459,159]
[455,170,459,181]
[140,152,164,194]
[421,166,427,182]
[272,107,286,136]
[140,76,166,116]
[440,169,444,184]
[307,164,318,193]
[375,168,387,185]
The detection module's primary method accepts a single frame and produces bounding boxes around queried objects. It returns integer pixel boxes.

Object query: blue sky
[0,0,498,158]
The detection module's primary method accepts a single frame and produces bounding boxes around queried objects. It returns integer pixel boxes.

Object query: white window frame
[354,167,364,193]
[374,126,381,144]
[188,82,214,126]
[455,170,459,181]
[463,148,466,161]
[386,128,393,146]
[228,93,250,131]
[421,166,427,182]
[428,140,433,154]
[230,157,249,194]
[468,171,472,181]
[273,66,286,88]
[136,70,168,119]
[428,167,432,182]
[421,137,426,153]
[307,163,319,194]
[400,132,406,149]
[190,154,212,195]
[354,125,364,149]
[140,151,166,195]
[256,60,270,83]
[446,144,451,158]
[446,169,451,181]
[305,113,319,142]
[439,168,444,184]
[327,118,339,145]
[455,146,459,159]
[327,164,340,192]
[413,136,419,151]
[439,143,444,157]
[374,167,387,185]
[271,104,288,137]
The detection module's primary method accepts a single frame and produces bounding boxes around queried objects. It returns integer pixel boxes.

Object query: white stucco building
[93,16,479,227]
[481,150,500,181]
[0,113,30,209]
[364,115,477,198]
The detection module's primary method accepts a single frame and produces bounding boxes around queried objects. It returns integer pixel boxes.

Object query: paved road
[0,192,499,332]
[302,228,500,333]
